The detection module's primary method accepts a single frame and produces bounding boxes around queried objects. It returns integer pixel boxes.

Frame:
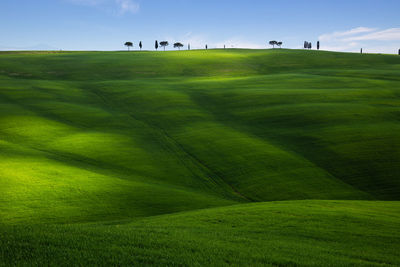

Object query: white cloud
[344,28,400,41]
[66,0,139,15]
[319,27,376,42]
[115,0,140,14]
[318,42,359,53]
[318,27,400,54]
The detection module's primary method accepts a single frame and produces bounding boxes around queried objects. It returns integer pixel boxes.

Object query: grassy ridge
[1,201,400,266]
[1,50,400,223]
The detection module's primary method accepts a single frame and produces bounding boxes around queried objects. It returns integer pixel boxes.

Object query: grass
[1,201,400,266]
[0,49,399,265]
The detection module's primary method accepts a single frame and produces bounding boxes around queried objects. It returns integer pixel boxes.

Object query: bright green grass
[1,201,400,266]
[0,49,399,265]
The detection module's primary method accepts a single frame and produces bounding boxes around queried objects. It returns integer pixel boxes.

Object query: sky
[0,0,399,53]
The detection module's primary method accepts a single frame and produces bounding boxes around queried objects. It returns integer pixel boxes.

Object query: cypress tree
[155,40,159,51]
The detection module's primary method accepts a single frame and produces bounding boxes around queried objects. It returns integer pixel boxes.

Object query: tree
[155,40,159,51]
[308,42,312,49]
[206,44,208,50]
[317,41,320,50]
[160,41,169,51]
[174,42,184,50]
[188,44,190,50]
[139,41,142,51]
[124,42,133,51]
[277,41,283,48]
[304,41,308,49]
[398,49,400,55]
[269,40,278,48]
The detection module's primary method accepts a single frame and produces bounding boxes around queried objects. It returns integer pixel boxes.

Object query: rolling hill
[0,49,399,265]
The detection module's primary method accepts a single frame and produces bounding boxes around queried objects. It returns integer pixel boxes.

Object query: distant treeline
[125,40,400,54]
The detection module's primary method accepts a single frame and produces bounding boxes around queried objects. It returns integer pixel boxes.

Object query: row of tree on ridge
[124,40,400,54]
[124,40,324,51]
[124,41,222,51]
[124,41,185,51]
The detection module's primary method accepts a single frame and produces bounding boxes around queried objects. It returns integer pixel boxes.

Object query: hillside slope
[0,49,400,224]
[1,201,400,266]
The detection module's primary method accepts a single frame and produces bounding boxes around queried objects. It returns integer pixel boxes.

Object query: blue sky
[1,0,399,53]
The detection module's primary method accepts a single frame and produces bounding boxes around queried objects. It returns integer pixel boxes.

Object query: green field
[1,49,399,266]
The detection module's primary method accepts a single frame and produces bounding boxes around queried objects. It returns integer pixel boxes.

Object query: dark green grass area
[0,49,400,265]
[1,201,400,266]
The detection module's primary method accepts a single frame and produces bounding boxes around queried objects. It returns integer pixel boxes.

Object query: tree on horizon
[269,40,278,48]
[174,42,184,50]
[160,41,169,51]
[139,41,143,51]
[124,42,133,51]
[155,40,159,51]
[317,41,320,50]
[277,41,283,48]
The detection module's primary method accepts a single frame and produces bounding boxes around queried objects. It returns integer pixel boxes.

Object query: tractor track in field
[156,127,253,202]
[87,86,251,202]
